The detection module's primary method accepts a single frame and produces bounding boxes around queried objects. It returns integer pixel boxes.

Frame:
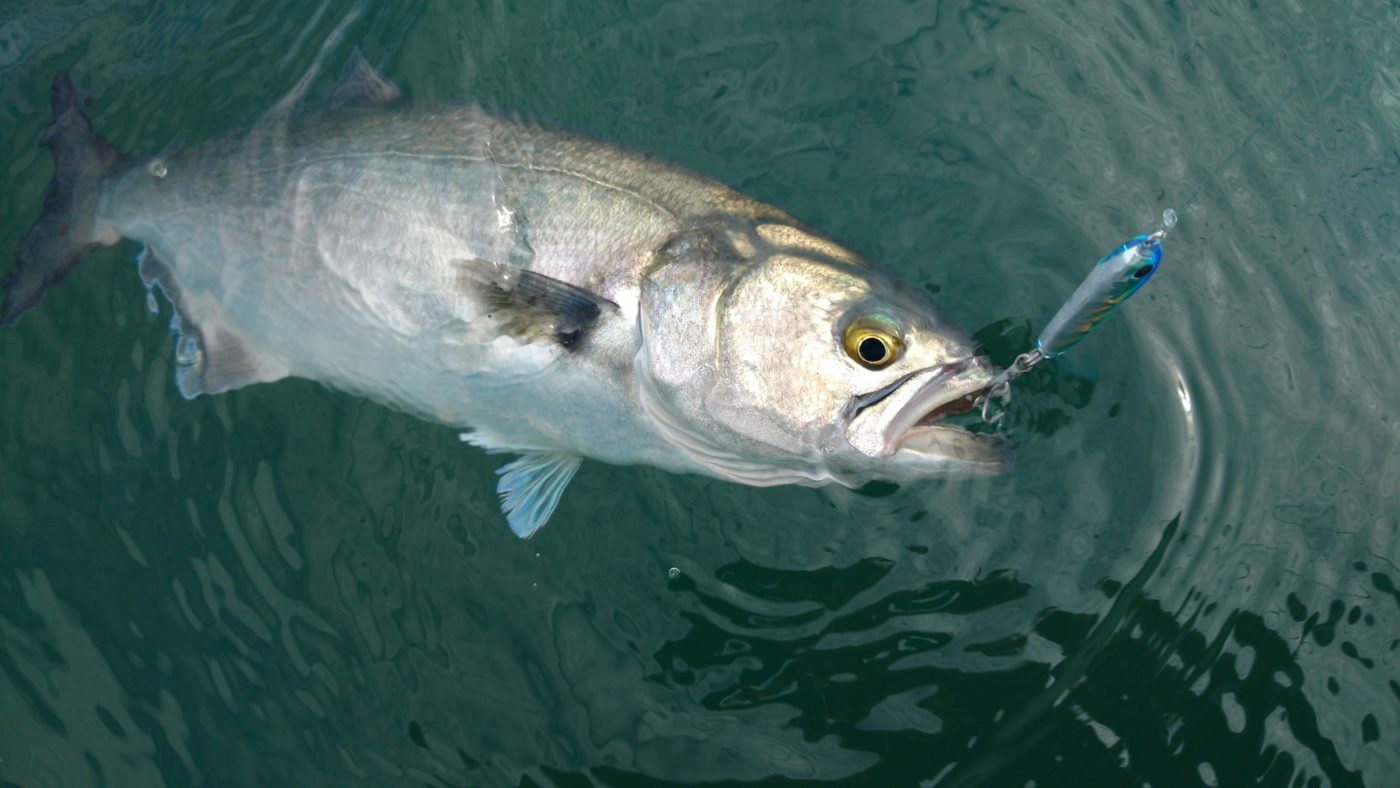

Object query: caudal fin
[0,75,123,326]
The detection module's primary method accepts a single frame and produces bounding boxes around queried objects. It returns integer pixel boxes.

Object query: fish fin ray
[140,249,289,398]
[178,322,292,398]
[453,258,617,349]
[496,451,582,538]
[459,430,549,454]
[1,75,123,326]
[329,49,401,108]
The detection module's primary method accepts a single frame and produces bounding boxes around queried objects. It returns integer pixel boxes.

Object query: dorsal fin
[329,50,401,108]
[264,7,362,118]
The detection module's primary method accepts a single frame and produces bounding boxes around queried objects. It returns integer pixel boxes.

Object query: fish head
[637,222,1010,487]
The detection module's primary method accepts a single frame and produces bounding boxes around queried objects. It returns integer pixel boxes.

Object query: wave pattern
[0,0,1397,785]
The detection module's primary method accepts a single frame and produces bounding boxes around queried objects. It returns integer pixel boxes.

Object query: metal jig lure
[977,227,1166,422]
[972,81,1299,425]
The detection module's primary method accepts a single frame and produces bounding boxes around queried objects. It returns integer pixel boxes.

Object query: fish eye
[842,320,903,369]
[859,336,888,363]
[1133,264,1154,279]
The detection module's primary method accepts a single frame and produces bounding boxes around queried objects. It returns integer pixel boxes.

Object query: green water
[2,1,1397,785]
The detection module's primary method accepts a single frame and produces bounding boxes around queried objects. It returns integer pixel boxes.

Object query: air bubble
[148,159,168,179]
[667,567,681,579]
[1162,208,1178,229]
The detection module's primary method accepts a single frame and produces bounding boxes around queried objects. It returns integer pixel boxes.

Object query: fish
[0,54,1010,538]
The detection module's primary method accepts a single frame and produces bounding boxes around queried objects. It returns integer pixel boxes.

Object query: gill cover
[637,225,838,485]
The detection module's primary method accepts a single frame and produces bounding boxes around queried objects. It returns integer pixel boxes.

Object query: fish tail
[0,75,124,326]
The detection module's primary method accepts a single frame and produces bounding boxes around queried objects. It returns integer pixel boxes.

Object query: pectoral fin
[454,258,617,349]
[495,451,582,538]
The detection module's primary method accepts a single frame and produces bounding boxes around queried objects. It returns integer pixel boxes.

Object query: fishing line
[1165,80,1303,230]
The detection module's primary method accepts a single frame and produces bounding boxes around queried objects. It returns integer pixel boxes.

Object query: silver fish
[0,56,1009,537]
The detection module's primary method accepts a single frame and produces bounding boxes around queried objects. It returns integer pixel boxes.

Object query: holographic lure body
[979,231,1164,421]
[1036,231,1162,357]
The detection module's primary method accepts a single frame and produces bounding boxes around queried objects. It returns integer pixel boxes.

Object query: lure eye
[1133,264,1155,279]
[843,320,902,369]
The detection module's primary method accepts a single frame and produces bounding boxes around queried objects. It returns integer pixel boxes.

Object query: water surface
[1,1,1397,785]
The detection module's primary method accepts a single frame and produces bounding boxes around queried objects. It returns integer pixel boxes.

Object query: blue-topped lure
[978,230,1165,421]
[1037,231,1163,357]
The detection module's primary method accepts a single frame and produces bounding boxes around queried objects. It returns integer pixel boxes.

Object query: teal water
[2,1,1398,785]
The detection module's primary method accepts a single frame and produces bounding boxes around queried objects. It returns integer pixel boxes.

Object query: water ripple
[2,0,1399,784]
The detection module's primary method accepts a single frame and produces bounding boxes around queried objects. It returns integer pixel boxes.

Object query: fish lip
[891,423,1013,476]
[880,357,993,454]
[838,355,1011,475]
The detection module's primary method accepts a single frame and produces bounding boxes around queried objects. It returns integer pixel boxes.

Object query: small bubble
[667,567,680,579]
[148,159,168,179]
[1162,208,1178,229]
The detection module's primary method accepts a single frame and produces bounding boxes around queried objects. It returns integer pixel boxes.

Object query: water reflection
[2,0,1399,785]
[624,517,1382,786]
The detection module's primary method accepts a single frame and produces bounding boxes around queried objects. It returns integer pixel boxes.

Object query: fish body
[105,104,728,472]
[2,62,1009,536]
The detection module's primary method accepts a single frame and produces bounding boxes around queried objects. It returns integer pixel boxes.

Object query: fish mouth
[882,359,990,444]
[845,357,1011,476]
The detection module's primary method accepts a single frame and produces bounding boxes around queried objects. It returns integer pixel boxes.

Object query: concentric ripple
[0,0,1397,786]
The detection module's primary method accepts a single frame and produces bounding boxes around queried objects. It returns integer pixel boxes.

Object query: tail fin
[0,75,123,326]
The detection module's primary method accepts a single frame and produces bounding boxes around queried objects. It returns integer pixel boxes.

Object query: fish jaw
[839,357,1011,480]
[885,423,1012,478]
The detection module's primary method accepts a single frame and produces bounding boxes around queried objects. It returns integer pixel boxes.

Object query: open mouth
[890,366,1009,473]
[842,355,1008,472]
[915,386,988,425]
[878,358,994,447]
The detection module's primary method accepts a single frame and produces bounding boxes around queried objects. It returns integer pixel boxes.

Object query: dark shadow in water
[526,514,1371,788]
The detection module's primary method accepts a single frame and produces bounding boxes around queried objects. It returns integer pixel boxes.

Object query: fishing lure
[978,227,1166,421]
[1037,230,1164,357]
[978,82,1299,424]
